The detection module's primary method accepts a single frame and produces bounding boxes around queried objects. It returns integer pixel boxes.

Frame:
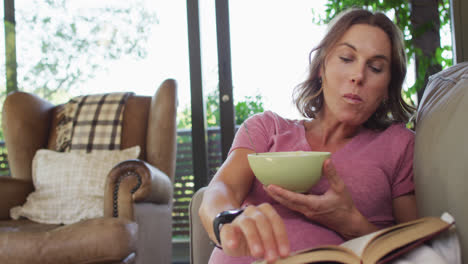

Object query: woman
[199,8,418,264]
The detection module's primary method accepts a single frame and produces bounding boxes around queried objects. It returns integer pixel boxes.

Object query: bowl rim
[247,151,331,157]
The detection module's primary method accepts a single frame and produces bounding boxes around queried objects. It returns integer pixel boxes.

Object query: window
[229,0,327,120]
[1,0,8,144]
[15,0,190,103]
[13,0,193,240]
[0,2,5,93]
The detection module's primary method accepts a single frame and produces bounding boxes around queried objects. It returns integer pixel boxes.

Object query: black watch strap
[213,208,245,247]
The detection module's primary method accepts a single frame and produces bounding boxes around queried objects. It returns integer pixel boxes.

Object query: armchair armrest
[0,177,34,220]
[146,79,178,181]
[2,91,55,181]
[104,159,173,220]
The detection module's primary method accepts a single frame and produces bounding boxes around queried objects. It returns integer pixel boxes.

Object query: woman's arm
[199,148,290,262]
[199,148,255,241]
[392,194,418,223]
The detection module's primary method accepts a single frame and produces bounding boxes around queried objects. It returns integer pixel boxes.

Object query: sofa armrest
[104,159,173,220]
[189,187,214,264]
[0,177,34,220]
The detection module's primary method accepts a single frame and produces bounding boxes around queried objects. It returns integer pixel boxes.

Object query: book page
[252,245,360,264]
[361,217,451,264]
[253,213,454,264]
[340,219,423,256]
[341,231,382,256]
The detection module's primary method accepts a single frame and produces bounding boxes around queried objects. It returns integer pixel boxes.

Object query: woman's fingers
[220,223,241,252]
[265,185,313,214]
[243,206,278,260]
[257,203,290,257]
[222,204,289,262]
[222,220,266,258]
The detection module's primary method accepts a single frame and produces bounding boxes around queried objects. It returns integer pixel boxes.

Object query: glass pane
[200,0,218,102]
[230,0,328,120]
[0,0,8,175]
[196,1,331,181]
[15,0,190,103]
[0,1,5,95]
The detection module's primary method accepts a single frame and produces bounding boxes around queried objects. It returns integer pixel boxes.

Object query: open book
[253,213,455,264]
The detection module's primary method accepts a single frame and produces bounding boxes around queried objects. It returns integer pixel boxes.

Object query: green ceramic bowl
[247,151,331,193]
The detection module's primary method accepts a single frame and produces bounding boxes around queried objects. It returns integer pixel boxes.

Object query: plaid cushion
[56,92,134,153]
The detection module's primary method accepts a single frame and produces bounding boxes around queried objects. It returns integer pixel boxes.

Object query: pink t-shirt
[209,111,415,264]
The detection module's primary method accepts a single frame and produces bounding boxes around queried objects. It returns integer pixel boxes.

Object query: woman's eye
[339,57,352,63]
[369,65,382,73]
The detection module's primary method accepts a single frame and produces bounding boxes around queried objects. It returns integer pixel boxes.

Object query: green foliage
[177,90,265,129]
[177,106,192,130]
[15,0,158,102]
[235,94,264,125]
[206,90,220,127]
[313,0,452,105]
[1,0,158,140]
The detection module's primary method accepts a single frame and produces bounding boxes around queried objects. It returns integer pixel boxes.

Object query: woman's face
[321,24,392,127]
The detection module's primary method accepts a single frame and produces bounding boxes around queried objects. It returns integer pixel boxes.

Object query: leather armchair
[0,79,178,264]
[189,63,468,264]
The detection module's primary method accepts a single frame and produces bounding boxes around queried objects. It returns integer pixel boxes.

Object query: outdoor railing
[172,127,225,237]
[0,127,229,239]
[0,141,10,177]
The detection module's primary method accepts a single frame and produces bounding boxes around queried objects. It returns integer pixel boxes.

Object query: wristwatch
[213,208,245,247]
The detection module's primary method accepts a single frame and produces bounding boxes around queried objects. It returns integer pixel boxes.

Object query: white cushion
[10,146,140,224]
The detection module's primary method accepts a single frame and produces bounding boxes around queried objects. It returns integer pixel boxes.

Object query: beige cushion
[414,62,468,261]
[10,146,140,224]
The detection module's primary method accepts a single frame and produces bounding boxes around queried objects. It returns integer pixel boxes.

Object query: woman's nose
[350,64,365,85]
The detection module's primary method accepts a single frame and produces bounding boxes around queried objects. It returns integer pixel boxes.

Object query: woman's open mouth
[343,93,363,104]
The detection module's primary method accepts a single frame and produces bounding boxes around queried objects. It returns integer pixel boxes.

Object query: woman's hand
[219,203,290,263]
[264,159,378,239]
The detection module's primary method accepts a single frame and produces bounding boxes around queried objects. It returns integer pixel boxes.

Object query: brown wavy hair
[293,8,414,130]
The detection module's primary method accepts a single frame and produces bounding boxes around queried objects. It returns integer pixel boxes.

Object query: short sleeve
[391,130,415,198]
[228,112,275,155]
